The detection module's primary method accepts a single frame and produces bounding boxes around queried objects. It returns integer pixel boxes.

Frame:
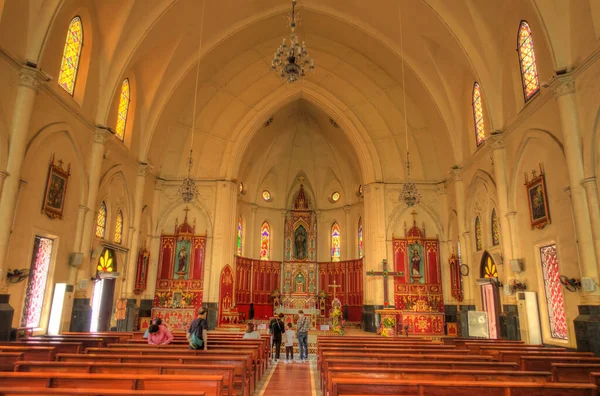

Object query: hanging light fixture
[271,0,315,83]
[178,1,205,203]
[398,6,421,207]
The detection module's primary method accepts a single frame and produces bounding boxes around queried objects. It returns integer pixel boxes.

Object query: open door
[479,252,500,339]
[90,249,118,331]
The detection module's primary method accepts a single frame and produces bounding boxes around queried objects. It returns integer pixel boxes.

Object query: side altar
[152,208,206,331]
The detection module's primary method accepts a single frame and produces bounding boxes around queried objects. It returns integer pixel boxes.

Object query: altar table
[151,308,195,331]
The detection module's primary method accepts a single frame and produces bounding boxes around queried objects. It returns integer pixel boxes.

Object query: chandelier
[398,7,421,207]
[271,0,314,83]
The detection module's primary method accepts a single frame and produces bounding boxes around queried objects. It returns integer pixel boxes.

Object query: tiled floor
[257,358,318,396]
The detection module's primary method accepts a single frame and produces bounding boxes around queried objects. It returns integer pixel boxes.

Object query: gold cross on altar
[366,259,404,306]
[328,279,341,300]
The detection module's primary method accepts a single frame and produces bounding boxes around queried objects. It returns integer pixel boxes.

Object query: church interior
[1,0,600,394]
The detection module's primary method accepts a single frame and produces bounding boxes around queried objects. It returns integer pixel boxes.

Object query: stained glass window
[115,79,130,140]
[331,222,341,262]
[95,202,107,239]
[21,236,54,328]
[331,192,340,202]
[262,190,271,201]
[237,216,243,256]
[540,244,568,340]
[475,216,483,251]
[58,17,83,95]
[472,82,485,146]
[97,248,115,272]
[491,209,500,246]
[483,256,498,278]
[358,217,363,259]
[260,221,270,260]
[114,210,123,244]
[517,21,540,102]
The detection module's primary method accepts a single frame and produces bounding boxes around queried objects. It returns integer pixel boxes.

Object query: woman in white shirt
[243,322,261,339]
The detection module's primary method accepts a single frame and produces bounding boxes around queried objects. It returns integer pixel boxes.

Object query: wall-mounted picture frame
[41,154,70,220]
[525,163,550,229]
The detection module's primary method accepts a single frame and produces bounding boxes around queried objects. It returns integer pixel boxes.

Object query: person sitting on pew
[243,323,261,339]
[147,323,174,345]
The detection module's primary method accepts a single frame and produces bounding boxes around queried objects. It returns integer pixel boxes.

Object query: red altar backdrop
[318,259,363,321]
[393,217,444,335]
[234,256,281,320]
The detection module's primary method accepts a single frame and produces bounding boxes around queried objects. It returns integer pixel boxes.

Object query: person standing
[284,322,295,363]
[187,308,208,350]
[269,312,285,361]
[296,310,310,362]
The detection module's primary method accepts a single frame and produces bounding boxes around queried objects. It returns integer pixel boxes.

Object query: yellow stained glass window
[491,209,500,246]
[517,21,540,102]
[95,202,107,239]
[58,17,83,95]
[97,249,114,272]
[331,222,341,262]
[262,190,271,201]
[472,82,485,146]
[475,216,483,251]
[484,256,498,278]
[115,79,130,140]
[114,210,123,244]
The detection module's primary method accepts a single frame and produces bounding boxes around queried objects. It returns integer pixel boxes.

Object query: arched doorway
[479,252,500,339]
[90,248,117,331]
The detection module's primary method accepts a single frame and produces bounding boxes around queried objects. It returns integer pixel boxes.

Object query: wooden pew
[30,336,115,347]
[0,346,54,361]
[0,372,223,396]
[317,347,464,369]
[0,353,24,372]
[522,356,600,371]
[0,342,82,354]
[330,377,597,395]
[61,332,133,343]
[325,367,553,396]
[448,338,525,347]
[591,372,600,389]
[15,362,236,396]
[56,353,251,396]
[0,387,205,396]
[551,363,600,383]
[464,343,546,353]
[497,351,594,365]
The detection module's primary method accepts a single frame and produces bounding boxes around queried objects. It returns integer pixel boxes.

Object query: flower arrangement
[330,306,345,335]
[377,315,396,337]
[156,291,170,307]
[270,289,281,298]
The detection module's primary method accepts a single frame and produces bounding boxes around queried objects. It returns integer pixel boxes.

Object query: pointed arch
[358,217,363,259]
[480,251,498,278]
[475,216,483,251]
[491,208,500,246]
[260,221,270,260]
[472,82,485,146]
[237,216,243,256]
[517,21,540,102]
[115,79,131,141]
[95,201,107,239]
[114,210,124,244]
[57,16,84,95]
[331,222,341,262]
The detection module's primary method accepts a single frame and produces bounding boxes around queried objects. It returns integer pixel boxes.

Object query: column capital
[94,126,110,144]
[280,210,287,218]
[250,203,259,213]
[563,186,572,197]
[549,75,576,97]
[78,205,89,214]
[19,65,49,91]
[450,167,463,181]
[19,179,28,188]
[436,183,447,196]
[488,131,505,151]
[343,205,351,213]
[0,170,8,181]
[155,177,165,191]
[315,209,322,218]
[582,177,597,188]
[506,211,517,219]
[137,162,148,177]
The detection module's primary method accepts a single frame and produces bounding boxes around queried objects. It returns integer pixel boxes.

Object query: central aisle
[257,359,317,396]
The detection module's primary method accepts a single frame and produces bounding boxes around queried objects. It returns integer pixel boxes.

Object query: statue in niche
[411,248,421,276]
[294,272,306,293]
[178,246,188,273]
[294,225,307,260]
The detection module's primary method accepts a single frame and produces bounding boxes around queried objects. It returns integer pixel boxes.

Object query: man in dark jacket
[269,312,285,361]
[187,309,208,350]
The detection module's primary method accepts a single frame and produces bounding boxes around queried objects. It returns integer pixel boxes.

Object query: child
[284,322,295,363]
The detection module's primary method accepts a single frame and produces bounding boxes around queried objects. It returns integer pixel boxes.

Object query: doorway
[90,248,117,331]
[479,252,500,339]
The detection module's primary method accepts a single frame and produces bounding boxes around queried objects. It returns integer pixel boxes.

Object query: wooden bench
[551,363,600,383]
[497,351,594,365]
[0,347,54,361]
[30,336,113,348]
[0,387,205,395]
[61,332,133,343]
[464,343,545,353]
[521,356,600,371]
[15,361,236,396]
[591,372,600,389]
[317,347,464,369]
[0,372,223,396]
[330,377,597,395]
[0,342,82,354]
[56,353,251,396]
[0,353,23,372]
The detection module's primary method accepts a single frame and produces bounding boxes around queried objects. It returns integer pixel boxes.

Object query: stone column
[0,170,8,201]
[68,205,90,285]
[436,185,452,303]
[124,163,148,296]
[0,66,45,284]
[451,169,474,304]
[145,179,164,300]
[582,177,600,273]
[344,205,352,260]
[552,76,600,295]
[362,183,387,332]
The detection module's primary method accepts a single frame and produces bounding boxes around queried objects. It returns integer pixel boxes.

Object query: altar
[151,308,195,331]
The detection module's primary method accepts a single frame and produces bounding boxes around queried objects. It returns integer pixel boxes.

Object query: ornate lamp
[271,0,315,83]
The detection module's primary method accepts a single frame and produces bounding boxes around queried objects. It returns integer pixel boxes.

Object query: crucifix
[328,279,342,302]
[366,259,404,306]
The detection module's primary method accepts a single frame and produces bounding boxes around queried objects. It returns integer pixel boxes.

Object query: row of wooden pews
[318,335,600,395]
[0,330,273,396]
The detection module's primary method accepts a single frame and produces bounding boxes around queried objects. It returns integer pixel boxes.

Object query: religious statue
[294,226,307,260]
[177,246,187,273]
[411,248,421,276]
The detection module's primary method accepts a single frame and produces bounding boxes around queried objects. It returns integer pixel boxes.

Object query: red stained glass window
[260,222,270,260]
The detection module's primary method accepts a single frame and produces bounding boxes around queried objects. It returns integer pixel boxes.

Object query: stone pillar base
[203,302,218,330]
[574,305,600,355]
[499,304,520,340]
[0,294,14,341]
[362,305,383,333]
[69,298,91,332]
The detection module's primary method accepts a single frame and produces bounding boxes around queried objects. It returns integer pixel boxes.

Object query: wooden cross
[328,279,341,301]
[366,259,404,306]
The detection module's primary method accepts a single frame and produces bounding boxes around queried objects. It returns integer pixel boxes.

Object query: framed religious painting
[41,154,70,220]
[524,163,550,229]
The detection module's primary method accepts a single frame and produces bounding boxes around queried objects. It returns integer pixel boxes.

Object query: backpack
[270,319,284,336]
[189,319,206,349]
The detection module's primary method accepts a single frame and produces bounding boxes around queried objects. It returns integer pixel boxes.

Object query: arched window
[260,222,270,260]
[97,248,115,273]
[481,253,498,278]
[58,17,84,95]
[472,82,485,146]
[95,202,107,239]
[114,210,123,244]
[358,217,363,259]
[475,216,483,251]
[115,79,130,141]
[491,209,500,246]
[236,216,243,256]
[517,21,540,102]
[331,222,341,262]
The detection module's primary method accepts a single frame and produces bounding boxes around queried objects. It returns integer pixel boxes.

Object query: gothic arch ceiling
[4,0,600,183]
